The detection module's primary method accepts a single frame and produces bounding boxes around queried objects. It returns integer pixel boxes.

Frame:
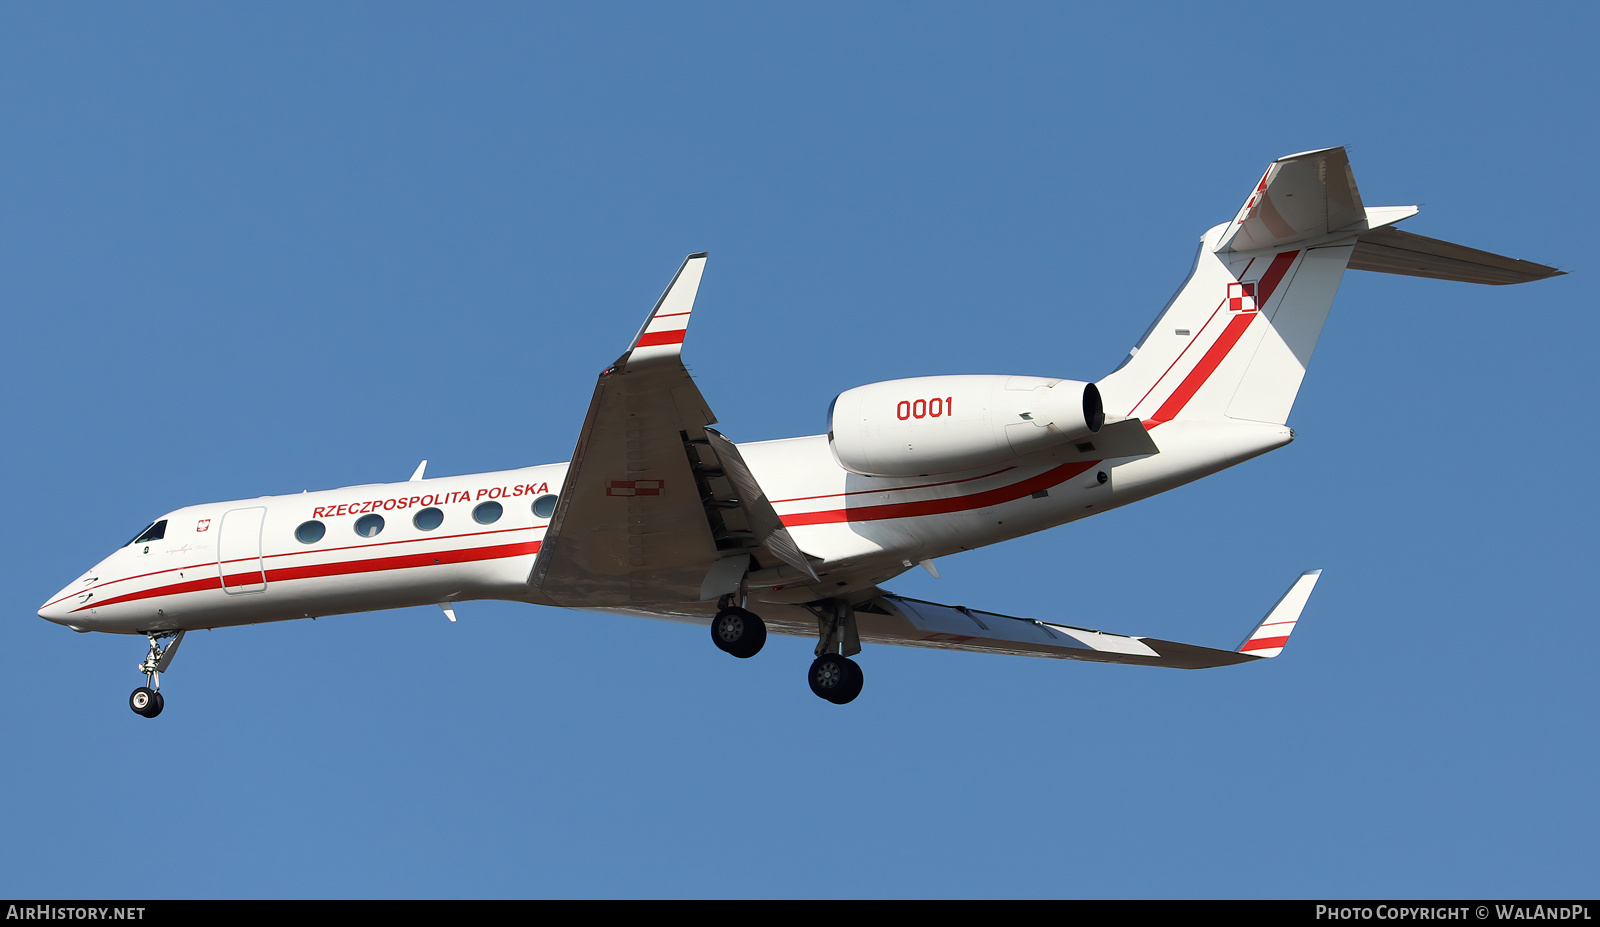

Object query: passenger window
[354,514,385,538]
[533,494,558,519]
[473,501,503,525]
[413,507,444,531]
[295,521,326,544]
[127,520,167,546]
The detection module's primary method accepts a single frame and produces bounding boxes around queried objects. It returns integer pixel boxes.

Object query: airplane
[39,147,1562,717]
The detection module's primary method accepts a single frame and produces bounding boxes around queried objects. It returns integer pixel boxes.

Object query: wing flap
[702,428,819,582]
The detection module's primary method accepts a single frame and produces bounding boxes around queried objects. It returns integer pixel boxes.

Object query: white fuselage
[38,418,1291,636]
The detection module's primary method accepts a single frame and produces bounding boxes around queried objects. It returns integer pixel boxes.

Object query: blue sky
[3,3,1595,899]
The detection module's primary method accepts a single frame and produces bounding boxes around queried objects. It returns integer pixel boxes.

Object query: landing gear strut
[806,598,864,704]
[130,630,184,719]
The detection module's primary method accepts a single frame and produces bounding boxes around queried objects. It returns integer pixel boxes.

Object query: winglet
[621,253,708,369]
[1237,569,1322,658]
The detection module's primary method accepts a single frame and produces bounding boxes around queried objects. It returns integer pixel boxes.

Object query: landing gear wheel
[839,659,864,704]
[808,654,864,704]
[710,607,767,659]
[130,687,160,718]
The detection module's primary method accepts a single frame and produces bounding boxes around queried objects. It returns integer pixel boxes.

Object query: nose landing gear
[129,630,183,719]
[130,686,163,718]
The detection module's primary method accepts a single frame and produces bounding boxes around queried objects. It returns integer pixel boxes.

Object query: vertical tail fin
[1097,147,1562,428]
[1099,148,1366,426]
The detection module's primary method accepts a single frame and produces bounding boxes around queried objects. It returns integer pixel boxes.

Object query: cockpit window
[127,520,167,546]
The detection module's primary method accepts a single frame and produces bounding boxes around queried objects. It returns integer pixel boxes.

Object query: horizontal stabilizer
[1349,227,1564,285]
[1219,147,1365,253]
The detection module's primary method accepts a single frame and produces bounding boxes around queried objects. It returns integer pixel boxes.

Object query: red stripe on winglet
[635,330,686,347]
[1241,635,1290,652]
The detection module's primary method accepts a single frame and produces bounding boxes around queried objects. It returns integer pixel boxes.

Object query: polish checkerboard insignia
[1227,281,1257,313]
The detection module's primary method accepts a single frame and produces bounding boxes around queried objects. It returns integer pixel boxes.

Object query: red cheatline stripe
[44,525,539,610]
[768,466,1016,505]
[73,575,223,613]
[635,330,686,347]
[780,460,1098,526]
[73,540,541,613]
[1241,635,1289,652]
[1147,250,1298,424]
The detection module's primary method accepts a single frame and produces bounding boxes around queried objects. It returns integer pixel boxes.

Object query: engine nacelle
[828,375,1104,478]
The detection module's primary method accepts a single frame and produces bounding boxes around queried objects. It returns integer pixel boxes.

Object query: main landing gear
[806,598,863,704]
[710,604,768,659]
[129,630,184,719]
[710,595,866,704]
[807,652,863,705]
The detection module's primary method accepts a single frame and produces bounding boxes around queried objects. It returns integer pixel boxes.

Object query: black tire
[710,607,767,659]
[809,654,855,703]
[837,658,864,704]
[129,687,156,717]
[148,691,165,718]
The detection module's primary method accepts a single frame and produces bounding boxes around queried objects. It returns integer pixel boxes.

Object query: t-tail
[1097,147,1563,428]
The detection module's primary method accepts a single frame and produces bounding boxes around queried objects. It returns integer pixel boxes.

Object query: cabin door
[218,506,268,594]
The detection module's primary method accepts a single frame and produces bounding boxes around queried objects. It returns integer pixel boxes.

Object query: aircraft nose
[39,588,90,632]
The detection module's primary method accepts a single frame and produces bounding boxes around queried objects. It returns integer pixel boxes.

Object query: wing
[844,570,1322,668]
[532,254,815,607]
